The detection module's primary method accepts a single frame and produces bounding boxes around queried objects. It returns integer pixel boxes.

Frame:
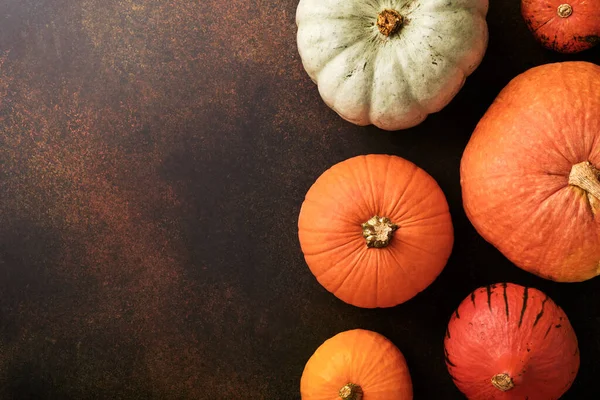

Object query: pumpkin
[295,0,489,131]
[460,61,600,282]
[444,283,579,399]
[301,329,413,400]
[298,154,454,308]
[522,0,600,53]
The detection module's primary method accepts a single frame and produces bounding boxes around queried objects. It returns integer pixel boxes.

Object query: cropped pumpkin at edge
[301,329,413,400]
[460,61,600,282]
[298,154,454,308]
[444,283,579,400]
[522,0,600,53]
[295,0,489,131]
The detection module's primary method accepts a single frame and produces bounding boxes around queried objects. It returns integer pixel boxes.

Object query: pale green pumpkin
[296,0,489,131]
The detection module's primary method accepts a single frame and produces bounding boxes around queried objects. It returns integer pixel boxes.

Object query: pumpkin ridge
[296,20,367,81]
[388,45,428,124]
[385,246,414,294]
[330,246,369,295]
[393,182,443,222]
[309,241,366,280]
[314,38,369,82]
[398,211,451,227]
[330,166,374,218]
[363,155,380,215]
[348,157,378,214]
[295,0,377,23]
[366,48,380,127]
[352,331,387,385]
[521,106,574,163]
[393,36,426,111]
[539,183,568,206]
[357,339,411,393]
[298,226,360,235]
[388,163,419,219]
[418,23,460,64]
[302,236,363,258]
[306,167,370,221]
[414,10,488,74]
[301,198,361,224]
[380,155,392,216]
[393,235,442,258]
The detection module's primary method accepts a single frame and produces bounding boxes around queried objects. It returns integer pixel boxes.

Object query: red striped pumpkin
[444,283,579,399]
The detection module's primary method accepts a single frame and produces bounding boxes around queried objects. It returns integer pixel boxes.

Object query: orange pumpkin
[298,154,454,308]
[461,61,600,282]
[522,0,600,53]
[300,329,413,400]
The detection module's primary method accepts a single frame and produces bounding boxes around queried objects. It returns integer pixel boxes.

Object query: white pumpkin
[296,0,489,131]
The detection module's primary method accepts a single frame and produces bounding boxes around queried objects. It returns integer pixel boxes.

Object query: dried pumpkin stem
[569,161,600,206]
[339,383,363,400]
[377,9,403,37]
[557,4,573,18]
[361,216,398,248]
[491,373,515,392]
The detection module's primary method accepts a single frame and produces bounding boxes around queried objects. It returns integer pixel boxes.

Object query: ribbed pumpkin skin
[460,62,600,282]
[522,0,600,53]
[296,0,489,130]
[298,155,454,308]
[444,283,579,400]
[301,329,413,400]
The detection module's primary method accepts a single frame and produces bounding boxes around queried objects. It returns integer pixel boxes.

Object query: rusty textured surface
[0,0,598,398]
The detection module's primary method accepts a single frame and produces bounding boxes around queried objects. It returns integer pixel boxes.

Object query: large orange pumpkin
[461,61,600,282]
[298,155,454,308]
[522,0,600,53]
[301,329,413,400]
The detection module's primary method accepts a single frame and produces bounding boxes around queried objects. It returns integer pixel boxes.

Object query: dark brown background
[0,0,598,398]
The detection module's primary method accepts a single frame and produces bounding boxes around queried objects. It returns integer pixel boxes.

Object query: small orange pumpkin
[301,329,413,400]
[522,0,600,53]
[298,154,454,308]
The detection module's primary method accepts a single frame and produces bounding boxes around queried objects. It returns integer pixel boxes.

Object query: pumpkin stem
[361,216,398,248]
[377,9,403,37]
[339,383,363,400]
[569,161,600,212]
[557,4,573,18]
[491,373,515,392]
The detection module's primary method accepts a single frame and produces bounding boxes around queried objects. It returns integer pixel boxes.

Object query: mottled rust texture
[0,0,599,399]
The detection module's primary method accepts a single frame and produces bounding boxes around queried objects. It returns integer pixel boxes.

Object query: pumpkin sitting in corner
[296,0,489,130]
[522,0,600,53]
[301,329,413,399]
